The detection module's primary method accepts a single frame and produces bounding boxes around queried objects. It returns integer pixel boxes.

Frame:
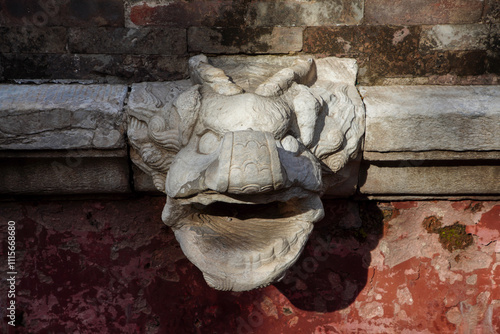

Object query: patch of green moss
[437,222,473,252]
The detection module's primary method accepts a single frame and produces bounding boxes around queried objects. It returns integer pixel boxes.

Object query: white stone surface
[360,85,500,153]
[127,54,365,291]
[0,84,128,150]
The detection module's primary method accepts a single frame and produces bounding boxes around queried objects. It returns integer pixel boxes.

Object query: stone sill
[0,84,499,200]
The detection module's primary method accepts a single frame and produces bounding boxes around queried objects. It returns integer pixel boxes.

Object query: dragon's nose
[204,130,286,194]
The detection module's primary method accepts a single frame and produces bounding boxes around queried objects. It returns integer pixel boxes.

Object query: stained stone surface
[360,164,500,196]
[0,153,130,195]
[0,84,128,150]
[360,85,500,153]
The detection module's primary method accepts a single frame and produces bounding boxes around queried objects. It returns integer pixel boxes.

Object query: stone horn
[188,54,244,96]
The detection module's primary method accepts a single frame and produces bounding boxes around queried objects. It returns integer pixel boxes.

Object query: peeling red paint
[1,199,499,333]
[391,201,418,209]
[130,4,157,26]
[466,205,500,251]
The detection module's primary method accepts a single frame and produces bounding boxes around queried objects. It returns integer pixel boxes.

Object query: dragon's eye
[198,130,221,155]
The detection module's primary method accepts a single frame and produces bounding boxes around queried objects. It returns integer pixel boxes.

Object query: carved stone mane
[127,55,365,291]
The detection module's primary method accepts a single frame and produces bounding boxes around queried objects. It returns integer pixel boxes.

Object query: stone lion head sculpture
[127,55,365,291]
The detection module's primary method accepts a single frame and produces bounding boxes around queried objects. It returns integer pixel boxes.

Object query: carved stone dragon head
[127,55,365,291]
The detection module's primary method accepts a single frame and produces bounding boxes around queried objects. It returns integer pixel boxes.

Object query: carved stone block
[127,55,365,291]
[0,84,128,150]
[360,85,500,199]
[361,86,500,153]
[0,84,130,195]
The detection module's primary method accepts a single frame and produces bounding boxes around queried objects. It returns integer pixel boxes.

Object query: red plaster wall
[1,197,499,333]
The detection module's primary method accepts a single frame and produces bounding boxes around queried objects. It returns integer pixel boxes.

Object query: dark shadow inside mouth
[192,200,306,221]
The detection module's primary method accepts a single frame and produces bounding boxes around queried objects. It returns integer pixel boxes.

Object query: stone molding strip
[360,85,500,199]
[0,84,130,195]
[0,84,499,198]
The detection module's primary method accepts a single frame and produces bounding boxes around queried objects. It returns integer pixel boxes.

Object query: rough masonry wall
[1,2,500,333]
[0,198,499,333]
[0,0,499,84]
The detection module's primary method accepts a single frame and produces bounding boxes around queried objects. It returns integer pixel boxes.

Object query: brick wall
[0,0,498,84]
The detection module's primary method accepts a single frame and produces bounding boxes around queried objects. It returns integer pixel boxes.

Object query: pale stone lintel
[0,84,128,151]
[360,85,500,153]
[0,84,130,195]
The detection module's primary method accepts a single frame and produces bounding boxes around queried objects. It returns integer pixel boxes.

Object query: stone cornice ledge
[0,83,499,199]
[359,85,500,200]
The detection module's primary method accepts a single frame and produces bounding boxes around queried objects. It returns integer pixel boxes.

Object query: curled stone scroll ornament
[127,55,365,291]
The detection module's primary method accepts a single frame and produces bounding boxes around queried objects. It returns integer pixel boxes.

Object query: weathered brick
[303,25,491,83]
[0,53,189,83]
[304,26,421,79]
[0,0,124,27]
[129,1,245,28]
[188,27,303,54]
[448,51,487,76]
[415,52,451,76]
[420,25,490,52]
[490,24,500,51]
[484,0,500,23]
[0,26,67,53]
[487,53,500,74]
[304,26,420,55]
[246,0,363,27]
[68,28,186,55]
[488,25,500,73]
[119,55,189,81]
[364,0,484,25]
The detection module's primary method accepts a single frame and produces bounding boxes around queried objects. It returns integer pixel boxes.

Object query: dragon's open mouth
[164,193,324,291]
